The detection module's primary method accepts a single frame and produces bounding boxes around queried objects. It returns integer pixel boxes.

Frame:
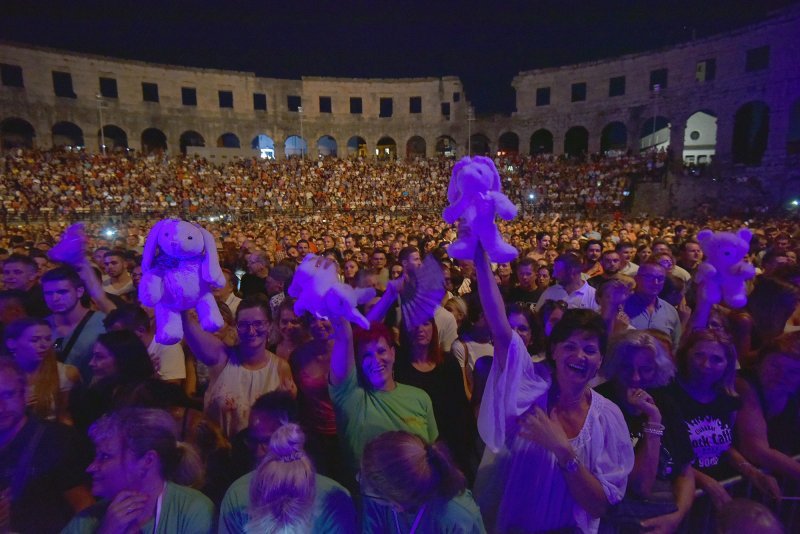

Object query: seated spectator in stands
[596,330,695,533]
[0,359,94,533]
[736,332,800,480]
[4,317,80,424]
[473,240,633,533]
[360,431,485,533]
[220,422,356,534]
[63,408,213,534]
[328,318,438,482]
[2,253,48,317]
[665,330,780,510]
[69,330,156,433]
[101,250,134,299]
[184,296,295,438]
[535,253,600,312]
[103,304,186,385]
[625,262,682,347]
[212,268,242,316]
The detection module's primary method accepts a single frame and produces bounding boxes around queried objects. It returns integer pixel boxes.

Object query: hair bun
[269,423,306,463]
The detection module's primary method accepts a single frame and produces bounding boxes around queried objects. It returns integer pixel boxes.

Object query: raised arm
[76,260,117,314]
[181,310,228,370]
[365,279,399,324]
[474,243,513,370]
[329,316,354,386]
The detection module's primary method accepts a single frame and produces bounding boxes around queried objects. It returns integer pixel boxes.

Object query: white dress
[204,351,283,437]
[476,333,634,534]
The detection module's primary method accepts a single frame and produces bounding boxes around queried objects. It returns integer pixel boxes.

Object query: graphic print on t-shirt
[685,415,733,468]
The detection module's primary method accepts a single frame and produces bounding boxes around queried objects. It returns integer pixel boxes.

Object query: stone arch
[217,132,240,149]
[600,121,627,153]
[498,132,519,155]
[347,136,367,158]
[469,134,490,156]
[529,129,553,155]
[141,128,167,154]
[682,110,717,165]
[285,135,307,158]
[0,117,35,149]
[732,101,770,166]
[376,136,397,160]
[52,121,84,148]
[789,98,800,155]
[639,116,670,151]
[98,125,128,151]
[252,134,275,159]
[564,126,589,157]
[406,135,426,159]
[317,135,337,157]
[435,135,457,158]
[179,130,205,154]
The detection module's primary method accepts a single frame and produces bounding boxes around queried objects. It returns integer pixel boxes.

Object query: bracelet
[642,422,665,437]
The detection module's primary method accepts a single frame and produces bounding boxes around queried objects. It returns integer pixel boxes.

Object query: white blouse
[476,333,634,533]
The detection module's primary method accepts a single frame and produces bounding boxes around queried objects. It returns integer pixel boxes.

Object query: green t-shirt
[329,368,439,474]
[218,472,356,533]
[61,482,214,534]
[362,490,486,534]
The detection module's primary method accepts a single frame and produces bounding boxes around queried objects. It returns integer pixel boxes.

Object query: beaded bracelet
[642,422,665,437]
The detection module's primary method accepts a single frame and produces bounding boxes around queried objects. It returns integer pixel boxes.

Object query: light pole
[297,105,304,159]
[651,84,661,150]
[96,93,106,155]
[467,106,475,156]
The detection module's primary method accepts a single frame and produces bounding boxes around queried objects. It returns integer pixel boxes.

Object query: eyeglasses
[236,320,268,332]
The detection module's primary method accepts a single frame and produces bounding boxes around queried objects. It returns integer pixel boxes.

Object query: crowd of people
[0,149,655,220]
[1,147,798,532]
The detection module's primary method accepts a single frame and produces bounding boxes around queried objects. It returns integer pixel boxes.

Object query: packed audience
[2,150,800,532]
[0,149,652,219]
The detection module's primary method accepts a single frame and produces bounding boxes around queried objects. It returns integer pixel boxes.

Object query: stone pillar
[669,118,686,162]
[274,140,285,160]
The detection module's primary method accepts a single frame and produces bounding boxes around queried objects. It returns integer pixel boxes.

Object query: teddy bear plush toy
[139,219,226,345]
[695,228,756,309]
[288,254,375,329]
[442,156,518,263]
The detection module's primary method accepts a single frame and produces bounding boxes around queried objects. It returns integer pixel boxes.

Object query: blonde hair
[603,330,675,387]
[247,423,316,533]
[677,329,739,397]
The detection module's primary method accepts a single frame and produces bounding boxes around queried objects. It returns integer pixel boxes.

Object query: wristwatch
[559,454,580,473]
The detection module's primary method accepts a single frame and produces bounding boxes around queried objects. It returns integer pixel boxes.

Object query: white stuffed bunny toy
[139,219,225,345]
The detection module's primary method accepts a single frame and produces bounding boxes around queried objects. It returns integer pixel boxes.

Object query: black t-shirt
[505,286,540,310]
[394,352,478,483]
[740,368,800,456]
[0,417,92,533]
[595,382,694,485]
[664,380,742,480]
[239,273,267,298]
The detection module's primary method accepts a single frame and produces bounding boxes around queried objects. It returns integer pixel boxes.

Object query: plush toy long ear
[486,159,502,192]
[199,225,223,284]
[142,220,165,272]
[448,157,471,203]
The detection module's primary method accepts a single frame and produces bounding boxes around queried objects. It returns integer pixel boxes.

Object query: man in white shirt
[103,304,186,384]
[101,251,134,297]
[536,253,599,312]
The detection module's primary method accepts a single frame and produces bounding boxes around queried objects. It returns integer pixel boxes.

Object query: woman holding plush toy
[182,296,296,438]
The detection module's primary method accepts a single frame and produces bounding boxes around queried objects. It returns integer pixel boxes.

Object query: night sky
[3,0,798,113]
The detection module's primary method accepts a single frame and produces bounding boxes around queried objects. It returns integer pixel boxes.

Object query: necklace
[393,504,426,534]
